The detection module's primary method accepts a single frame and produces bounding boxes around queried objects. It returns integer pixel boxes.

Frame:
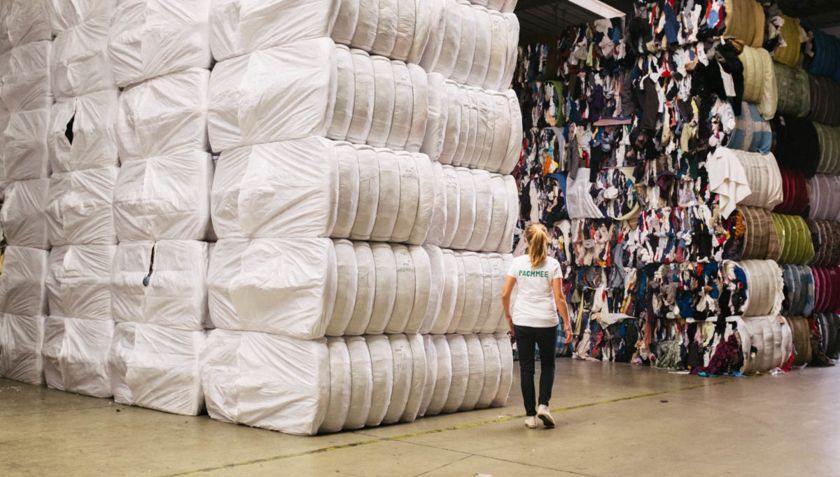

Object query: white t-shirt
[506,255,561,328]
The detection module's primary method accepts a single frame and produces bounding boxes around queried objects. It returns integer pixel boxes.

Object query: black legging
[515,325,557,416]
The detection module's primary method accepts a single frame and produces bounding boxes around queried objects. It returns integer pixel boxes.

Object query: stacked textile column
[105,0,212,415]
[0,1,53,385]
[200,0,520,435]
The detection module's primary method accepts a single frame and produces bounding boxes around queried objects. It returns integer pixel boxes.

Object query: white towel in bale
[351,0,380,51]
[326,240,358,337]
[0,313,45,385]
[370,149,401,241]
[497,254,514,333]
[432,249,459,334]
[1,178,49,250]
[471,89,494,169]
[401,333,427,422]
[437,82,461,165]
[0,246,48,317]
[468,7,492,87]
[451,90,475,167]
[476,255,495,332]
[345,242,376,335]
[47,245,116,322]
[49,89,119,173]
[343,335,373,429]
[484,92,511,172]
[42,316,114,398]
[426,0,460,78]
[50,6,114,99]
[483,174,509,252]
[425,161,448,247]
[47,166,118,246]
[499,176,518,253]
[484,11,508,90]
[500,89,522,174]
[328,45,356,142]
[366,243,397,334]
[390,0,415,61]
[318,337,352,433]
[425,334,452,416]
[392,152,420,243]
[479,254,506,333]
[500,13,519,90]
[477,334,501,408]
[408,0,442,64]
[371,0,398,57]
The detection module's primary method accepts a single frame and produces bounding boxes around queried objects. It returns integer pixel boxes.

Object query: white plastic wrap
[344,335,373,429]
[443,334,468,413]
[332,0,360,45]
[440,85,463,166]
[382,334,412,424]
[212,138,338,239]
[47,166,118,246]
[371,0,398,57]
[452,3,476,85]
[496,254,514,333]
[408,0,441,64]
[208,38,336,152]
[367,55,395,148]
[456,252,484,333]
[319,337,352,433]
[441,166,461,248]
[471,89,493,169]
[109,0,212,87]
[0,178,49,249]
[417,334,437,417]
[365,334,394,427]
[46,0,111,33]
[47,245,116,322]
[346,242,375,335]
[391,0,415,60]
[499,175,518,253]
[500,91,522,175]
[425,334,451,416]
[113,153,212,241]
[476,255,494,331]
[452,167,477,250]
[111,240,209,331]
[459,92,479,167]
[327,45,355,142]
[201,329,330,435]
[351,0,379,51]
[386,61,412,150]
[0,313,45,385]
[480,254,506,333]
[392,152,419,243]
[741,316,793,374]
[49,89,119,173]
[420,73,447,162]
[420,245,445,334]
[326,240,357,337]
[408,153,435,245]
[109,322,206,415]
[0,246,48,317]
[432,249,458,334]
[334,143,360,239]
[406,64,428,153]
[477,334,501,408]
[405,245,431,334]
[367,243,397,334]
[50,5,114,99]
[42,316,114,398]
[0,1,51,52]
[468,170,493,250]
[447,252,467,333]
[117,67,209,161]
[0,41,52,114]
[469,7,492,87]
[0,109,50,181]
[482,174,508,252]
[426,161,448,246]
[484,12,507,90]
[492,333,512,407]
[346,50,375,144]
[461,334,484,410]
[401,333,427,422]
[370,150,400,241]
[387,245,415,334]
[208,238,336,339]
[425,0,460,78]
[501,13,519,89]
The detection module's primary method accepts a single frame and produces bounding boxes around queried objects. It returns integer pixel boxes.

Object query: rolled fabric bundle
[738,206,780,260]
[724,0,765,48]
[808,75,840,126]
[784,316,813,366]
[773,64,810,118]
[739,45,777,120]
[807,219,840,267]
[773,169,809,216]
[774,15,803,67]
[727,102,772,153]
[808,175,840,221]
[811,266,840,313]
[771,214,816,265]
[739,259,784,317]
[734,150,783,209]
[772,116,820,177]
[811,313,840,362]
[814,122,840,175]
[741,316,792,374]
[806,29,840,80]
[781,265,815,317]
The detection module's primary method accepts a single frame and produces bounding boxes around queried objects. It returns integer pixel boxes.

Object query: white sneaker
[524,416,538,429]
[537,405,555,428]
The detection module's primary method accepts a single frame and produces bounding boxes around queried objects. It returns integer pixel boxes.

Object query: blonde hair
[525,223,549,268]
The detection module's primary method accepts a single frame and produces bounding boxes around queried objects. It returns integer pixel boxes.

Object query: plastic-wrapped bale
[808,75,840,127]
[111,240,209,331]
[436,83,462,166]
[468,170,492,250]
[208,38,336,153]
[201,329,329,435]
[113,153,213,241]
[325,240,357,337]
[211,138,339,239]
[400,333,427,422]
[808,220,840,267]
[770,214,815,265]
[450,167,476,250]
[370,0,398,59]
[424,162,448,248]
[42,316,114,397]
[0,40,52,113]
[109,322,205,415]
[397,245,432,335]
[332,143,360,239]
[0,108,50,181]
[454,252,484,334]
[811,266,840,314]
[366,55,395,148]
[327,46,355,142]
[460,334,485,411]
[0,314,45,385]
[47,245,115,322]
[420,73,448,162]
[49,89,119,173]
[814,123,840,175]
[424,334,451,416]
[0,178,49,249]
[342,335,373,429]
[50,4,114,99]
[492,333,512,406]
[781,265,815,317]
[419,0,460,79]
[0,246,48,317]
[773,63,810,118]
[109,0,211,87]
[784,316,813,367]
[430,249,459,334]
[365,334,393,427]
[343,242,375,336]
[418,245,444,334]
[386,61,412,150]
[116,68,209,161]
[478,254,506,333]
[738,260,784,317]
[741,316,793,375]
[370,150,400,241]
[0,0,51,52]
[47,0,113,34]
[47,166,118,246]
[416,335,437,417]
[318,337,352,434]
[382,334,412,424]
[208,238,337,338]
[734,150,783,210]
[807,175,840,222]
[451,2,477,86]
[442,334,468,413]
[345,50,375,144]
[811,313,840,362]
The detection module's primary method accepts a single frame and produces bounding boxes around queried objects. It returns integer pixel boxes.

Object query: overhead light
[568,0,626,18]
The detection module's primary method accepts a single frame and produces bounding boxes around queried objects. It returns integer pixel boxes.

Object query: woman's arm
[552,278,572,343]
[502,276,516,336]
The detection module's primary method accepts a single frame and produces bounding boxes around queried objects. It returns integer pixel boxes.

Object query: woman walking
[502,223,572,429]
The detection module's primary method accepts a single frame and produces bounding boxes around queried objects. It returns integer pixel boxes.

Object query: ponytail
[525,223,549,268]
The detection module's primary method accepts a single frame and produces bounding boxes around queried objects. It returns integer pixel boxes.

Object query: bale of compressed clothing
[773,63,810,118]
[808,175,840,221]
[771,214,815,265]
[810,313,840,363]
[740,316,793,374]
[807,219,840,267]
[781,265,815,317]
[771,116,820,177]
[724,0,765,48]
[739,259,784,317]
[727,102,772,153]
[808,75,840,126]
[773,169,809,216]
[733,150,783,210]
[784,316,813,367]
[811,266,840,313]
[805,28,840,81]
[814,122,840,174]
[773,15,804,67]
[739,45,777,120]
[737,206,780,260]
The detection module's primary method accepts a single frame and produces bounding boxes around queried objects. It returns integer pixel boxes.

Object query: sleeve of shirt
[550,259,562,280]
[506,260,517,277]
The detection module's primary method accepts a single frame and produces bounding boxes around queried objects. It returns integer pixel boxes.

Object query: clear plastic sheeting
[0,313,45,385]
[42,316,114,398]
[208,238,337,338]
[208,38,337,152]
[0,178,49,249]
[109,322,206,416]
[49,89,119,173]
[46,0,114,34]
[0,0,51,52]
[47,245,116,322]
[109,0,212,87]
[117,67,209,161]
[46,166,118,246]
[0,246,48,317]
[201,329,330,435]
[111,240,209,331]
[113,153,213,241]
[209,0,339,62]
[50,3,114,99]
[0,108,50,181]
[0,41,53,114]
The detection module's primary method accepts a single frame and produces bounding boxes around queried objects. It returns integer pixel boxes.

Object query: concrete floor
[1,361,837,477]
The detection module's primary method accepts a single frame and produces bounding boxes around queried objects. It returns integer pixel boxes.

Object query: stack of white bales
[201,0,520,435]
[106,0,212,415]
[0,0,52,385]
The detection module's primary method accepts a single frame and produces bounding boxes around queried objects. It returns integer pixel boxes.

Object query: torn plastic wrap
[0,178,49,249]
[108,0,212,87]
[47,245,116,322]
[46,166,118,246]
[113,152,213,241]
[111,240,209,331]
[109,322,206,415]
[208,38,337,152]
[0,246,48,317]
[42,316,114,398]
[0,0,51,52]
[201,329,330,435]
[0,313,45,385]
[49,89,119,173]
[208,238,337,339]
[50,4,114,99]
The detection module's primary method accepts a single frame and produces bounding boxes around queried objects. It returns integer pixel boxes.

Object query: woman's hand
[563,324,572,344]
